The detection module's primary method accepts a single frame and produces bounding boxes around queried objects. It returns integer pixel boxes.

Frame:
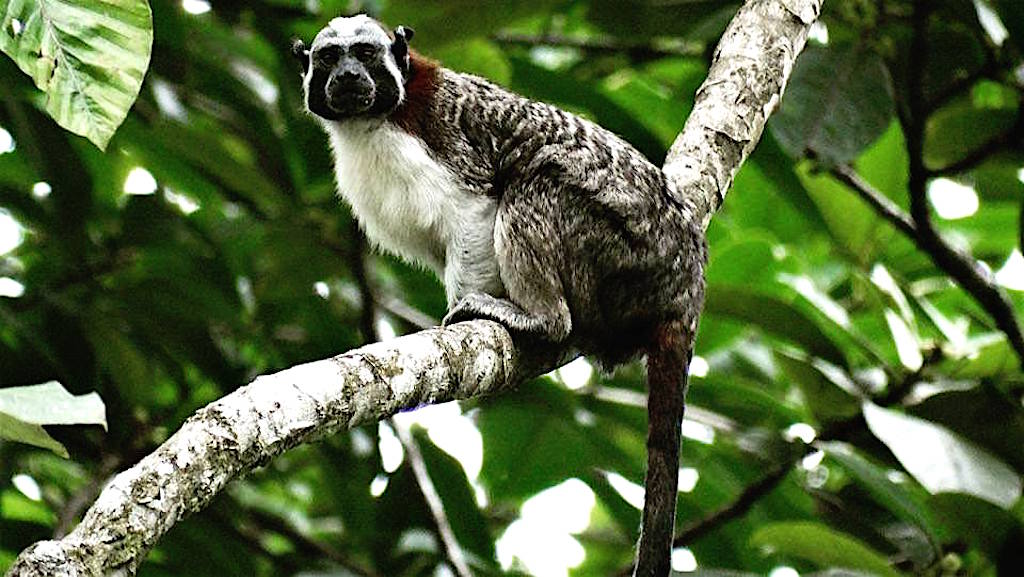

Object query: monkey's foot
[442,293,570,341]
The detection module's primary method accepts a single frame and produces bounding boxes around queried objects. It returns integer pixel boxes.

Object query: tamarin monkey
[293,15,706,576]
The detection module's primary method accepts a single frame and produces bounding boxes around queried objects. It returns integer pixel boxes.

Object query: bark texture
[664,0,821,228]
[7,0,822,574]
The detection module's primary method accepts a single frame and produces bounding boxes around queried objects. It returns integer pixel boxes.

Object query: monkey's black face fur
[295,16,413,121]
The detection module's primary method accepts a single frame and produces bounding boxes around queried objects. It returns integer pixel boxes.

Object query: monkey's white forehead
[316,15,390,45]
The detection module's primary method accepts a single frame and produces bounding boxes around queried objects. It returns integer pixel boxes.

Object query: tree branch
[833,162,1024,365]
[831,165,917,238]
[6,321,518,576]
[6,1,822,574]
[900,0,1024,367]
[663,0,822,229]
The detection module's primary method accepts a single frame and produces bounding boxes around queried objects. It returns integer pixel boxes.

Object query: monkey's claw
[442,293,495,326]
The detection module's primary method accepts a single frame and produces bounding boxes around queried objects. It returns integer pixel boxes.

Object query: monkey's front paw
[442,293,499,327]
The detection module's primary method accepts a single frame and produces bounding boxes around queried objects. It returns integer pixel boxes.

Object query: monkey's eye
[351,43,378,61]
[314,47,340,67]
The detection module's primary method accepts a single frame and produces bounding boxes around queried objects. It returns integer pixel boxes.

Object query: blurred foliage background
[1,0,1023,576]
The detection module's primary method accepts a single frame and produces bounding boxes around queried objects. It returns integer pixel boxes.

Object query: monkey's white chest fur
[325,120,502,305]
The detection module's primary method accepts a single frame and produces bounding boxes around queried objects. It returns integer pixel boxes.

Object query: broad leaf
[0,381,106,457]
[770,44,894,166]
[750,521,901,577]
[862,402,1022,509]
[0,0,152,149]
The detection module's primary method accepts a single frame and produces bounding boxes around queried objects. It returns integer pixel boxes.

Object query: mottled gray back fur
[424,69,707,367]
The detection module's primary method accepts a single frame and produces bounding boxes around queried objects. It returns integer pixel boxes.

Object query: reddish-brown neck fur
[390,51,440,137]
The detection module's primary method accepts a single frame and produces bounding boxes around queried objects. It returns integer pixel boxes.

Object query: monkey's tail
[634,319,691,577]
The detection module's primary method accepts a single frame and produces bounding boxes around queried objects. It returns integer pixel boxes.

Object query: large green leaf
[0,381,106,457]
[0,0,152,149]
[750,521,901,577]
[862,402,1022,509]
[770,44,894,166]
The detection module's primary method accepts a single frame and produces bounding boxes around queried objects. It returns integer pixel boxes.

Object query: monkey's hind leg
[442,197,572,344]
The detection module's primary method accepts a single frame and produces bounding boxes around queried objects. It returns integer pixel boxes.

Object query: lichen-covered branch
[6,1,821,574]
[6,321,516,577]
[663,0,822,228]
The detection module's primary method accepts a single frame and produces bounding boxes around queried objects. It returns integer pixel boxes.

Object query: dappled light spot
[679,467,699,493]
[0,127,14,154]
[800,450,825,471]
[770,566,800,577]
[313,281,330,299]
[973,0,1008,47]
[785,422,817,444]
[0,210,23,255]
[164,188,199,214]
[123,167,157,195]
[522,478,595,534]
[498,479,594,576]
[689,354,709,377]
[671,547,698,572]
[808,21,829,45]
[606,471,645,509]
[12,474,41,501]
[927,178,979,220]
[556,356,593,389]
[884,309,923,371]
[376,317,397,340]
[182,0,211,15]
[497,518,586,577]
[377,422,403,473]
[369,474,388,497]
[31,182,51,199]
[996,249,1024,291]
[682,418,715,444]
[0,278,25,298]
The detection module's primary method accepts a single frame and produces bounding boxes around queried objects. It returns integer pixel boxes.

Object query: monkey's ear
[391,26,414,77]
[394,25,414,42]
[290,38,309,73]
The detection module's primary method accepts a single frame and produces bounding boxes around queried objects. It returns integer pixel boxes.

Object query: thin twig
[492,32,701,60]
[831,165,916,237]
[926,110,1023,178]
[243,507,380,577]
[673,465,791,546]
[393,423,475,577]
[834,162,1024,365]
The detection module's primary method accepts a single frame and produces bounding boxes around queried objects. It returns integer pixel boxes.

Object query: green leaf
[705,286,847,366]
[0,381,106,457]
[776,351,861,422]
[750,521,901,577]
[862,401,1022,509]
[924,91,1019,171]
[819,441,941,547]
[770,44,894,166]
[0,0,153,150]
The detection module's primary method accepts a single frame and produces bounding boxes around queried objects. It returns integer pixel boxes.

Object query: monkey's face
[294,15,414,121]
